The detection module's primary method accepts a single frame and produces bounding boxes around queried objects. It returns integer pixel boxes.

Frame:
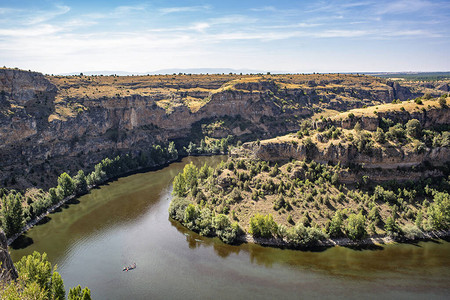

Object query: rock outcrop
[0,230,18,282]
[243,140,450,170]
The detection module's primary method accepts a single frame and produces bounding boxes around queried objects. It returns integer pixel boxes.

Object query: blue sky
[0,0,449,74]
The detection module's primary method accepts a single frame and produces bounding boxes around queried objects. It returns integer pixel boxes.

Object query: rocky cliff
[0,69,447,189]
[236,98,449,175]
[242,139,449,170]
[0,230,18,282]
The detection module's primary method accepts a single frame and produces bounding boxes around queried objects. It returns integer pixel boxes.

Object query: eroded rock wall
[0,69,445,189]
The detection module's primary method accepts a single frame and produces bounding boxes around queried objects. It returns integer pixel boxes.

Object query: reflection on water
[171,215,450,278]
[9,155,450,300]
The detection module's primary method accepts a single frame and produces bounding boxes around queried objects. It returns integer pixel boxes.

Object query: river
[10,156,450,299]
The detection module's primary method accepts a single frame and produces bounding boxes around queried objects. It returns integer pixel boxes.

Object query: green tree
[427,192,450,230]
[185,142,197,155]
[172,173,187,197]
[183,162,198,190]
[168,141,178,159]
[184,204,198,224]
[68,285,92,300]
[1,251,88,300]
[384,216,399,235]
[368,206,381,225]
[73,170,88,195]
[1,192,24,237]
[406,119,422,139]
[249,213,278,238]
[212,214,241,243]
[374,127,386,143]
[287,224,327,247]
[415,211,423,229]
[57,172,75,199]
[328,210,343,237]
[346,212,366,240]
[51,271,65,300]
[15,251,52,293]
[48,187,61,205]
[331,172,339,185]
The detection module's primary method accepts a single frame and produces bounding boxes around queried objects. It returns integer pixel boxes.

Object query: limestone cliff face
[241,141,449,170]
[0,69,446,189]
[0,230,18,282]
[315,104,450,132]
[0,69,56,146]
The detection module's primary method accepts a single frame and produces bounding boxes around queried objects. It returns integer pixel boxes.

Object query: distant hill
[365,72,450,81]
[59,68,270,76]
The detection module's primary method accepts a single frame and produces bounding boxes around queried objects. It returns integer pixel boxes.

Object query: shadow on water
[52,207,63,213]
[11,235,34,250]
[36,216,51,226]
[440,236,450,242]
[66,198,80,205]
[58,198,81,210]
[343,244,384,251]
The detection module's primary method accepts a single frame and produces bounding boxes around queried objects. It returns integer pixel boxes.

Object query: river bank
[239,229,450,249]
[6,155,183,246]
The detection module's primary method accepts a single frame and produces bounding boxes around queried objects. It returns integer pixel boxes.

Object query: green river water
[9,156,450,299]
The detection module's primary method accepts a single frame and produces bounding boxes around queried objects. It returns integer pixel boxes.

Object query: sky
[0,0,449,74]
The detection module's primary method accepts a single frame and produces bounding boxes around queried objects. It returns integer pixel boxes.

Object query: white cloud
[114,5,147,15]
[250,6,277,12]
[25,5,70,25]
[0,24,62,37]
[159,5,210,15]
[375,0,434,15]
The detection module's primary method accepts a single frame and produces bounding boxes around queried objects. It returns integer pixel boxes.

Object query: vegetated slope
[169,97,450,246]
[0,68,447,190]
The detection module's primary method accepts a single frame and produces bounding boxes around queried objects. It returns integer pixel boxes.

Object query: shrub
[384,216,400,236]
[374,127,386,143]
[249,213,278,238]
[287,224,327,247]
[213,214,241,243]
[439,96,447,108]
[427,192,450,230]
[168,197,191,220]
[401,224,423,240]
[345,213,366,240]
[406,119,422,139]
[328,210,343,237]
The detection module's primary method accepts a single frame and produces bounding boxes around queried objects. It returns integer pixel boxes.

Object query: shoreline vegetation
[2,142,179,246]
[239,229,450,249]
[169,156,450,249]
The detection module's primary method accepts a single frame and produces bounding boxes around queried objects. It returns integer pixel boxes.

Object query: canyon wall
[0,69,445,189]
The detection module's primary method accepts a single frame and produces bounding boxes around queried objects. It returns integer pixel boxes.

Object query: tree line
[0,142,178,238]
